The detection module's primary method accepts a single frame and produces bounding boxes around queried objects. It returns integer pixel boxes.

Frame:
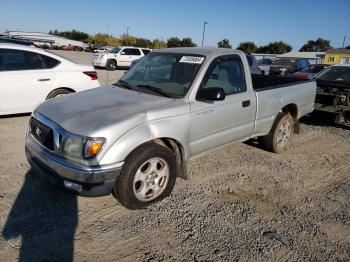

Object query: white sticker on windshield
[179,56,204,64]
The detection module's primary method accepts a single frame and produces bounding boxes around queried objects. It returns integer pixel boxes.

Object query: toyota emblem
[35,127,42,136]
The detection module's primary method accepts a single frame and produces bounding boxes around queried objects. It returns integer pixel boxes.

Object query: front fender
[98,114,190,165]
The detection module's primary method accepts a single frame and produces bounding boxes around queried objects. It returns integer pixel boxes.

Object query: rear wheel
[106,59,117,71]
[261,112,294,153]
[46,89,73,99]
[113,143,177,209]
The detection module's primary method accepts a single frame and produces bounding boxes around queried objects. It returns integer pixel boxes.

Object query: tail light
[83,71,98,80]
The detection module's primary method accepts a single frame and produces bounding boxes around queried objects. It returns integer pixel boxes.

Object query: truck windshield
[316,66,350,84]
[117,52,205,97]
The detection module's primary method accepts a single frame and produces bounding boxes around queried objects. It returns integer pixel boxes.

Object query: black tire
[260,112,294,153]
[46,89,73,99]
[106,59,117,71]
[113,142,177,209]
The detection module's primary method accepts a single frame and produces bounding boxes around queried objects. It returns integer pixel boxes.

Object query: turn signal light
[84,139,105,158]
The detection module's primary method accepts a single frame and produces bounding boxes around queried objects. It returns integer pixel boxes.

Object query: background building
[324,48,350,65]
[3,31,87,48]
[277,52,325,64]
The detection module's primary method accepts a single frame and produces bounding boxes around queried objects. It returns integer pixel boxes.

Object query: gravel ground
[0,52,349,261]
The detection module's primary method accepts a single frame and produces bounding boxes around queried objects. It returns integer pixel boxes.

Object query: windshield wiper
[136,85,173,98]
[113,80,133,90]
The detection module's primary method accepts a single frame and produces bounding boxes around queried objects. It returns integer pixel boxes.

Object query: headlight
[61,136,105,159]
[61,135,84,158]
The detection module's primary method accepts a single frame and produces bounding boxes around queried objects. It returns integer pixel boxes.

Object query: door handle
[38,78,51,82]
[242,100,250,107]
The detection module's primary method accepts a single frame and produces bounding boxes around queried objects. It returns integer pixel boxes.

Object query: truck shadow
[300,113,350,130]
[2,170,77,262]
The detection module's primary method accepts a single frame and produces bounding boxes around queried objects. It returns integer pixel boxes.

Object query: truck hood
[36,86,176,136]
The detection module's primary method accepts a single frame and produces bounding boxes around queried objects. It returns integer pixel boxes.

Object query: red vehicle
[290,64,329,80]
[62,45,75,51]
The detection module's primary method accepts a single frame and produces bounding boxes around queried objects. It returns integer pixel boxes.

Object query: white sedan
[0,43,101,116]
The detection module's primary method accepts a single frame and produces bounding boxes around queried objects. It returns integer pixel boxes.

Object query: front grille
[30,117,55,151]
[269,67,283,75]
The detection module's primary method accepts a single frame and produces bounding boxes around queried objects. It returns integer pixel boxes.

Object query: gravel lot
[0,51,349,261]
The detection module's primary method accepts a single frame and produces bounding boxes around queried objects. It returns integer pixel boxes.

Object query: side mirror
[120,51,126,55]
[197,87,225,101]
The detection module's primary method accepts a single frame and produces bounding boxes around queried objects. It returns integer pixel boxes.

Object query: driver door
[190,55,256,156]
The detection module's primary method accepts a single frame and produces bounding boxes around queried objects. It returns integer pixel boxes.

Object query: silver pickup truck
[25,47,316,209]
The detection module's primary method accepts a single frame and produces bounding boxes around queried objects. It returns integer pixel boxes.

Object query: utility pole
[201,22,207,47]
[126,27,130,38]
[342,36,346,48]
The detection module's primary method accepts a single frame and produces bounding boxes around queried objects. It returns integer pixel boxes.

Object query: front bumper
[91,59,107,67]
[25,134,123,196]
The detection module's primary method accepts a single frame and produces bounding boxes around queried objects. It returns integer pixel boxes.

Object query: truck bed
[251,74,311,91]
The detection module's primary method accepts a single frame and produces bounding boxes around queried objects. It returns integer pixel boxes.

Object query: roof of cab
[154,47,244,57]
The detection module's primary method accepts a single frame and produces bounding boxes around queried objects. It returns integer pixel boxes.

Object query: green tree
[299,38,332,52]
[180,37,196,47]
[256,41,292,54]
[237,41,257,53]
[119,34,136,46]
[152,39,167,49]
[134,38,152,48]
[89,33,120,46]
[167,37,182,48]
[217,39,232,48]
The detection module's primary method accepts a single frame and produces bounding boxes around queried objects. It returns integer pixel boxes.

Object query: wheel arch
[281,103,299,133]
[46,87,75,100]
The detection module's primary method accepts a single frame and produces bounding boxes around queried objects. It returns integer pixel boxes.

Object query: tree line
[49,30,195,49]
[219,38,332,54]
[49,30,333,53]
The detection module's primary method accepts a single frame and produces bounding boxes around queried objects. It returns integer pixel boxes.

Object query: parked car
[269,58,310,76]
[61,45,75,51]
[91,46,151,70]
[290,64,329,80]
[93,46,113,53]
[314,64,350,127]
[83,44,101,53]
[74,46,84,52]
[0,43,100,115]
[257,58,275,75]
[26,47,316,209]
[246,54,262,75]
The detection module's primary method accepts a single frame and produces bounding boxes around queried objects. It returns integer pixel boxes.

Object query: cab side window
[202,55,246,95]
[123,48,141,56]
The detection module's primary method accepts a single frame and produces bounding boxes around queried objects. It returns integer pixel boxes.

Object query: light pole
[201,22,208,46]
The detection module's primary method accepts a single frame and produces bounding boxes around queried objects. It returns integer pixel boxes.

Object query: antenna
[106,23,109,86]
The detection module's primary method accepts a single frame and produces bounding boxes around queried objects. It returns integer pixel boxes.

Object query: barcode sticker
[179,56,204,64]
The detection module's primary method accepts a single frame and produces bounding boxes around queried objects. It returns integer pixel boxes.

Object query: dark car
[314,65,350,127]
[290,64,329,80]
[269,58,310,76]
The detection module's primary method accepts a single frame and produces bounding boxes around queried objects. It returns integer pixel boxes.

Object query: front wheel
[106,59,117,71]
[113,143,177,209]
[260,112,294,153]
